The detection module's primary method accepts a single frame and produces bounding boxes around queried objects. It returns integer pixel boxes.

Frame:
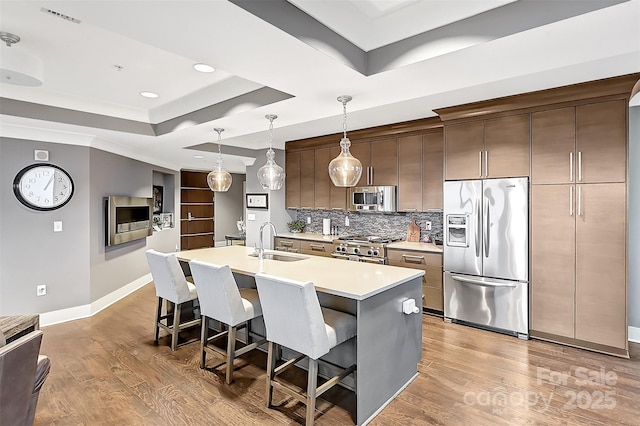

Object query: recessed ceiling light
[139,91,159,98]
[194,155,205,159]
[193,63,215,73]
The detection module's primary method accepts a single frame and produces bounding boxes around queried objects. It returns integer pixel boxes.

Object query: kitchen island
[176,245,424,425]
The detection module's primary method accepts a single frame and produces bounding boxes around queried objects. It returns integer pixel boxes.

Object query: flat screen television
[105,196,153,246]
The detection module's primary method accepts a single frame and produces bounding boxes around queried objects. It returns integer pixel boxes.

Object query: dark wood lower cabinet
[180,234,214,250]
[180,170,215,250]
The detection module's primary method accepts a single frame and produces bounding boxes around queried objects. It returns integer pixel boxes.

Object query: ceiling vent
[40,8,81,24]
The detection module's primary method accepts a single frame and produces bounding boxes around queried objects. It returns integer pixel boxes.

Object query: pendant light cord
[342,99,348,139]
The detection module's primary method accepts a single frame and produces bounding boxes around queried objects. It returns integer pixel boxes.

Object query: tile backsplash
[294,209,443,242]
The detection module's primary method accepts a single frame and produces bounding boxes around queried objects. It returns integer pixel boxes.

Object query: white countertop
[276,232,337,242]
[177,245,424,301]
[387,241,443,253]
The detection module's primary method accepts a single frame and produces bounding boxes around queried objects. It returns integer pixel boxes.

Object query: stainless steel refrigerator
[443,177,529,339]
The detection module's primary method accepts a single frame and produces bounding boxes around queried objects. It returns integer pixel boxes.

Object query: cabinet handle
[366,167,370,185]
[288,248,299,253]
[281,241,293,247]
[402,208,418,212]
[370,166,374,185]
[569,152,573,182]
[402,254,424,263]
[331,207,343,210]
[569,186,573,216]
[300,206,311,209]
[578,186,582,216]
[188,212,192,221]
[478,152,482,177]
[484,150,488,177]
[309,244,325,251]
[286,206,299,209]
[316,206,326,209]
[578,151,582,182]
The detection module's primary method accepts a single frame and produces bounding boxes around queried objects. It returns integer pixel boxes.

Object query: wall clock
[13,163,74,211]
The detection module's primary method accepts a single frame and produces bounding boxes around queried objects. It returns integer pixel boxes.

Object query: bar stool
[189,260,267,384]
[145,249,201,351]
[254,273,357,426]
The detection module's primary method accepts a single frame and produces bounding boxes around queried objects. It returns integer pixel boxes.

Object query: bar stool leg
[306,358,318,426]
[171,302,181,352]
[225,326,237,384]
[200,316,208,368]
[154,297,163,344]
[266,341,276,407]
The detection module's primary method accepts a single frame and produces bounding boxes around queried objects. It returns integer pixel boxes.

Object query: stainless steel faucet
[258,221,277,260]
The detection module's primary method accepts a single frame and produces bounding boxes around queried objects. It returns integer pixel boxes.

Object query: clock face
[13,164,74,211]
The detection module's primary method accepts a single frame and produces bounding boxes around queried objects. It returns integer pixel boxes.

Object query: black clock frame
[13,163,75,211]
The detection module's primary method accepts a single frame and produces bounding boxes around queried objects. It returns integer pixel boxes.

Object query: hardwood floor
[36,283,640,425]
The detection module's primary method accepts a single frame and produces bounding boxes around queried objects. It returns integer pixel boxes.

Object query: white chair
[145,249,201,351]
[189,260,267,384]
[254,273,357,426]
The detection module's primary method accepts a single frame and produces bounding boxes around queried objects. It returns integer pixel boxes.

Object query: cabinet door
[314,147,331,210]
[329,146,347,209]
[299,150,315,209]
[370,138,398,186]
[576,100,627,184]
[531,107,575,184]
[349,142,371,187]
[285,151,301,209]
[575,183,627,349]
[445,121,484,180]
[484,114,530,178]
[397,134,422,212]
[423,130,443,211]
[530,184,575,338]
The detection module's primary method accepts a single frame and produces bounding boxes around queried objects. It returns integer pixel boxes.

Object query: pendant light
[328,95,362,187]
[207,128,232,192]
[257,114,285,190]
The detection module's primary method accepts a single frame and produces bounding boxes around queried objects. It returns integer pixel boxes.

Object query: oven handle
[451,275,517,288]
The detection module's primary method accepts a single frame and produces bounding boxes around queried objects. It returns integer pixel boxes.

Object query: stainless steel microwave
[348,186,396,212]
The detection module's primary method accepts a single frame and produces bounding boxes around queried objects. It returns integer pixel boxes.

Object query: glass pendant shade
[328,137,363,187]
[207,128,232,192]
[257,114,285,190]
[328,95,362,187]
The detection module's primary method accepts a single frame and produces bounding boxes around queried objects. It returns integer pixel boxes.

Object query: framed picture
[161,212,173,229]
[246,193,268,209]
[153,185,163,214]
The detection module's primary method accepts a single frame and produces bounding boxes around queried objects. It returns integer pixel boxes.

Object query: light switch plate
[247,213,256,221]
[54,221,63,232]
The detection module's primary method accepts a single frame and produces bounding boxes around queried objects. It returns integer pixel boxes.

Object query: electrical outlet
[345,216,350,227]
[425,221,432,231]
[37,284,47,296]
[306,216,311,224]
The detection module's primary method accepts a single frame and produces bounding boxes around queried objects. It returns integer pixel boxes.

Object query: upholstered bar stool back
[255,273,357,425]
[145,249,201,351]
[189,260,266,384]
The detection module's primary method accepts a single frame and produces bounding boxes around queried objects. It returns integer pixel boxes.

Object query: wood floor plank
[33,283,640,425]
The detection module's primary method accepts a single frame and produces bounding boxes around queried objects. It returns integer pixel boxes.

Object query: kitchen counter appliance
[443,177,529,339]
[348,186,397,212]
[331,235,398,264]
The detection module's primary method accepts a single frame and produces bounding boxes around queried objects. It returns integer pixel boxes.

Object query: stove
[331,235,399,264]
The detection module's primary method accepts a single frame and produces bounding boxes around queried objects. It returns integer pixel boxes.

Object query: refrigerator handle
[475,198,481,258]
[478,152,482,177]
[484,198,490,258]
[451,274,518,288]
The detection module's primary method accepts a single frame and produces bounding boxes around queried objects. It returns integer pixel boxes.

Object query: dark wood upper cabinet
[444,121,484,181]
[299,150,315,209]
[314,147,331,210]
[576,99,626,184]
[423,130,444,211]
[397,134,422,212]
[484,113,530,178]
[531,107,576,184]
[285,151,301,209]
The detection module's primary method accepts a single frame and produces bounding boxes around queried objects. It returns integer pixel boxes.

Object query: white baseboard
[630,326,640,343]
[40,273,152,327]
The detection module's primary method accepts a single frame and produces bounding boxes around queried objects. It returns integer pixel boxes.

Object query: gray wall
[214,173,246,245]
[244,148,292,249]
[88,149,179,302]
[1,138,91,314]
[629,105,639,329]
[0,137,180,315]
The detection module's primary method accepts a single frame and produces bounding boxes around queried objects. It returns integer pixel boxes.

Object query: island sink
[248,251,308,262]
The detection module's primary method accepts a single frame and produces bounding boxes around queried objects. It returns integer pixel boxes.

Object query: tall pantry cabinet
[530,99,628,355]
